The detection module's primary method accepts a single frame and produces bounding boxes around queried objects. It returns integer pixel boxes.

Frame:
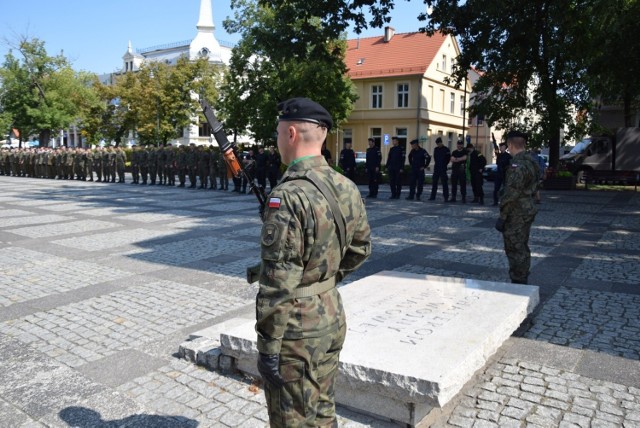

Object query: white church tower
[190,0,225,64]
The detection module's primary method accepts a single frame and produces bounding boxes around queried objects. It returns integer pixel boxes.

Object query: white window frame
[397,83,409,108]
[371,85,383,109]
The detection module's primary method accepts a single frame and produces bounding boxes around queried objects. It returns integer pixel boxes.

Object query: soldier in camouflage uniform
[495,131,540,285]
[148,146,158,185]
[130,146,140,184]
[217,149,228,190]
[157,146,165,185]
[164,145,176,186]
[176,146,187,187]
[208,146,219,190]
[197,145,210,189]
[254,98,371,426]
[116,147,126,183]
[186,145,198,188]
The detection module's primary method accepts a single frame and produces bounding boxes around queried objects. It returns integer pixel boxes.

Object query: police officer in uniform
[495,131,540,284]
[386,136,405,199]
[429,137,450,201]
[253,97,371,426]
[365,137,381,198]
[449,140,468,203]
[266,146,281,192]
[407,139,431,200]
[339,141,356,181]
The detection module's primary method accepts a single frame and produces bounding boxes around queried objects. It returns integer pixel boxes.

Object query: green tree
[0,37,98,147]
[220,0,357,144]
[105,57,222,146]
[588,0,640,130]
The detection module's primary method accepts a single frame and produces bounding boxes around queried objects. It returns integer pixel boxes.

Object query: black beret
[506,130,528,141]
[435,137,443,144]
[410,139,419,145]
[466,142,474,148]
[277,97,333,131]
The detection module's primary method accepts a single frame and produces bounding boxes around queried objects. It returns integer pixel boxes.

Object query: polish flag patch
[268,197,281,209]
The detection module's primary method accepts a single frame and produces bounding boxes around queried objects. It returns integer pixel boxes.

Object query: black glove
[257,353,285,388]
[495,218,506,233]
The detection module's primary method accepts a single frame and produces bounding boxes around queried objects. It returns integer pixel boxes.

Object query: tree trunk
[39,129,51,148]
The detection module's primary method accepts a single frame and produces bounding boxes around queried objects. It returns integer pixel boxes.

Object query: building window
[199,121,213,137]
[477,115,484,126]
[450,92,455,114]
[428,85,434,109]
[442,54,447,71]
[397,83,409,108]
[448,132,454,147]
[440,89,445,112]
[370,128,382,147]
[459,95,465,115]
[343,128,353,147]
[371,85,383,109]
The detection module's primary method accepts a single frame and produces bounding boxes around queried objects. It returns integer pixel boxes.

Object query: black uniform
[386,145,405,199]
[267,150,281,191]
[254,149,268,189]
[468,149,487,203]
[407,144,431,200]
[450,147,467,202]
[365,145,382,197]
[430,144,450,201]
[339,147,356,181]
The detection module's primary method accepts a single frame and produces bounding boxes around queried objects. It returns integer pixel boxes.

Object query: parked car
[483,164,498,181]
[355,151,366,165]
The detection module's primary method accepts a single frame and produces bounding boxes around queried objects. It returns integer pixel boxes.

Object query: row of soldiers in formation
[0,146,126,183]
[0,144,283,192]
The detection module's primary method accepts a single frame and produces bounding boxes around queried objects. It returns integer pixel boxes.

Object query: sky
[0,0,429,75]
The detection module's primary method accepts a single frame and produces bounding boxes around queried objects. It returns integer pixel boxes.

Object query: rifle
[491,132,499,153]
[199,98,268,215]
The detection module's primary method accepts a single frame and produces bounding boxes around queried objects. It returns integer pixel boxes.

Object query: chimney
[384,26,395,42]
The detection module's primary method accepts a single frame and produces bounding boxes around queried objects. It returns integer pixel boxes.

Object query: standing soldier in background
[241,149,256,194]
[157,146,166,185]
[93,147,103,182]
[448,140,467,203]
[253,97,371,426]
[187,144,198,188]
[365,137,381,198]
[339,141,356,181]
[101,148,111,183]
[429,137,450,201]
[139,146,149,185]
[467,142,487,204]
[208,147,218,190]
[254,146,268,190]
[116,147,126,183]
[165,145,176,186]
[55,147,64,179]
[197,145,210,189]
[217,148,228,191]
[65,148,75,180]
[85,147,94,181]
[108,148,117,183]
[495,131,540,285]
[177,145,187,187]
[386,136,405,199]
[266,146,281,192]
[148,146,158,185]
[131,146,140,184]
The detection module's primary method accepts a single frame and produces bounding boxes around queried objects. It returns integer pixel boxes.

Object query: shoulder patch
[268,197,281,209]
[261,222,281,247]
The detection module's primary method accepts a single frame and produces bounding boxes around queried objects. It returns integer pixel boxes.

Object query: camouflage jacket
[256,155,372,354]
[499,151,540,220]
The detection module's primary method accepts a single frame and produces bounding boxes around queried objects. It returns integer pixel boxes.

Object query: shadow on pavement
[59,406,199,428]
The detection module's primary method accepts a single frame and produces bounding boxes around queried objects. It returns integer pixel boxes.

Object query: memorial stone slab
[219,271,539,426]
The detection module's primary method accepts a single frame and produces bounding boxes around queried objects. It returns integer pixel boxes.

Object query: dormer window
[356,58,365,65]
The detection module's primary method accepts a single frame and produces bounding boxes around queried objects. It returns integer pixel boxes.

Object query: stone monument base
[200,272,539,426]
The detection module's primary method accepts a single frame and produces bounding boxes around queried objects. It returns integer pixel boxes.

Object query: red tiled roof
[346,31,447,79]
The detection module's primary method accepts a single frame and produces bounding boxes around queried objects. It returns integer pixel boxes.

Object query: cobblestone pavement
[0,175,638,427]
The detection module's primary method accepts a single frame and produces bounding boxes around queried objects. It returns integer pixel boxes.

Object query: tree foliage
[0,37,99,147]
[220,0,357,145]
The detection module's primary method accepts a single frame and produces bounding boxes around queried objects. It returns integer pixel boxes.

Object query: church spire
[197,0,215,31]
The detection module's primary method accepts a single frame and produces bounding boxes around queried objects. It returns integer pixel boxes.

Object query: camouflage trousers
[264,323,346,427]
[502,212,536,284]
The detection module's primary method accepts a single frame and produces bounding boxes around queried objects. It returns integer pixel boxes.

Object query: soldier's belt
[294,276,336,298]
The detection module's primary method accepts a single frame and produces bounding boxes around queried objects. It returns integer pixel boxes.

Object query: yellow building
[328,28,484,165]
